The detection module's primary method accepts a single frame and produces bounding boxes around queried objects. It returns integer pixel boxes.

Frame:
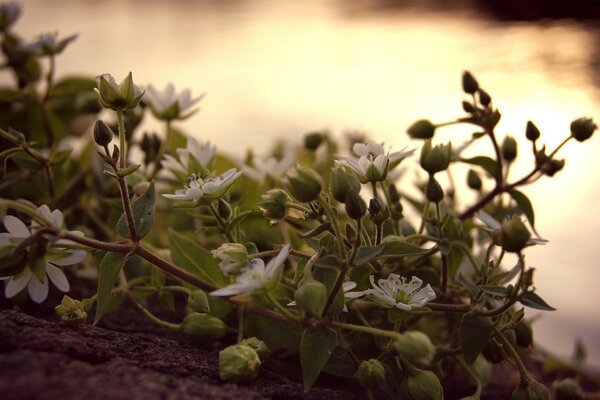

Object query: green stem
[328,320,403,341]
[266,291,297,321]
[117,110,126,169]
[128,294,181,330]
[493,325,531,382]
[318,195,346,260]
[208,202,234,242]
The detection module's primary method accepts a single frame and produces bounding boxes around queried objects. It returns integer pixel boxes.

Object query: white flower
[0,1,22,30]
[212,243,248,275]
[352,140,414,167]
[210,244,290,297]
[476,210,548,246]
[144,83,204,121]
[243,152,296,183]
[162,168,242,202]
[347,274,436,311]
[21,32,78,55]
[0,206,86,303]
[161,137,216,181]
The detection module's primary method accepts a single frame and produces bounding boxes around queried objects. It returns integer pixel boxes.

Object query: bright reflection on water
[7,0,600,367]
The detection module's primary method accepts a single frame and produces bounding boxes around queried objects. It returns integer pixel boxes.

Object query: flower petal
[46,263,70,292]
[5,270,32,298]
[50,250,86,266]
[3,215,30,238]
[28,274,49,303]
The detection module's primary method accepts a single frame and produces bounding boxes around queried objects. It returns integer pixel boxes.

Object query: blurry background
[2,0,599,367]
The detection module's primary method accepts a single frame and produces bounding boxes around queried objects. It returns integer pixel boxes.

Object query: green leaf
[510,190,535,229]
[94,251,131,325]
[479,285,509,298]
[460,312,492,364]
[314,255,342,270]
[461,156,499,179]
[458,274,478,299]
[352,245,384,266]
[300,327,337,391]
[168,228,227,287]
[117,181,156,239]
[380,237,432,258]
[519,291,555,311]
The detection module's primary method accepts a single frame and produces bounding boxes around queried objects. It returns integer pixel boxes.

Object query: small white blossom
[162,168,242,202]
[347,274,436,311]
[210,244,290,297]
[212,243,248,275]
[0,1,22,30]
[144,83,204,121]
[161,137,217,181]
[352,140,414,166]
[243,152,296,183]
[0,205,86,303]
[21,32,78,55]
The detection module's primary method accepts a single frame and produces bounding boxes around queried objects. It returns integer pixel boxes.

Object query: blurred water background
[3,0,599,368]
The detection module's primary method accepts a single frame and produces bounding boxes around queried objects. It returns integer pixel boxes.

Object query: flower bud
[462,101,476,114]
[392,331,435,361]
[570,117,596,142]
[514,320,533,348]
[258,189,292,223]
[526,121,540,141]
[304,132,325,150]
[462,71,479,94]
[500,216,531,253]
[426,176,444,203]
[329,166,361,203]
[502,136,518,162]
[355,359,386,390]
[407,119,436,140]
[217,198,232,220]
[179,312,228,342]
[400,366,444,400]
[140,133,161,165]
[212,243,249,275]
[0,2,21,31]
[388,184,400,203]
[94,72,145,111]
[294,279,327,316]
[239,337,270,360]
[93,120,114,147]
[553,378,583,400]
[219,344,261,383]
[345,189,366,220]
[283,165,323,203]
[420,140,451,175]
[467,169,482,190]
[541,158,565,177]
[511,380,550,400]
[54,295,87,326]
[369,198,382,216]
[187,290,210,313]
[478,89,491,107]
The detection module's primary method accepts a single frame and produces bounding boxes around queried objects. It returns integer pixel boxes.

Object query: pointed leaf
[461,156,499,179]
[510,190,535,229]
[353,245,384,266]
[94,251,131,324]
[300,327,337,391]
[479,285,510,298]
[460,312,492,364]
[117,181,156,239]
[381,237,431,258]
[168,228,227,287]
[519,291,555,311]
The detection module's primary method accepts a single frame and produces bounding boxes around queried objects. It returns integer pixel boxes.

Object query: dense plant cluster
[0,3,596,399]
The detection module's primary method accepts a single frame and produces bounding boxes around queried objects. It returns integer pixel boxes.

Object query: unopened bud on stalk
[392,331,435,361]
[541,158,565,177]
[304,132,325,150]
[239,337,270,360]
[420,140,451,175]
[400,364,444,400]
[283,165,323,203]
[554,378,583,400]
[426,176,444,203]
[511,380,550,400]
[258,189,292,222]
[462,71,479,94]
[502,136,518,161]
[570,117,597,142]
[355,359,386,390]
[294,279,327,316]
[467,169,482,190]
[219,344,261,383]
[329,166,361,203]
[514,320,533,348]
[217,198,232,219]
[93,120,114,147]
[500,216,531,253]
[478,89,491,107]
[407,119,436,140]
[187,290,210,313]
[526,121,540,141]
[179,312,228,342]
[54,295,87,326]
[345,189,366,220]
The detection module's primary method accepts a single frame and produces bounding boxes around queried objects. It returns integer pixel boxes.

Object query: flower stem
[128,293,181,330]
[117,110,126,170]
[266,291,297,321]
[208,202,234,242]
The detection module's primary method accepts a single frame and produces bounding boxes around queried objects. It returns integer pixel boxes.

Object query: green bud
[420,140,452,174]
[514,320,533,348]
[239,337,270,360]
[94,72,145,111]
[355,359,386,390]
[500,216,531,253]
[482,339,505,364]
[554,378,583,400]
[93,120,114,146]
[187,290,210,313]
[388,184,400,203]
[570,117,597,142]
[0,2,21,31]
[400,366,444,400]
[140,133,162,165]
[511,380,550,400]
[179,312,228,342]
[54,295,87,326]
[541,159,565,177]
[217,199,232,220]
[345,189,366,220]
[294,279,327,316]
[526,121,540,141]
[478,89,491,107]
[407,119,436,140]
[392,331,435,361]
[369,198,382,216]
[467,169,482,190]
[502,136,518,162]
[426,176,444,203]
[329,166,361,203]
[304,132,325,150]
[462,71,479,94]
[258,189,292,222]
[111,144,120,163]
[283,164,323,203]
[219,344,261,383]
[462,101,476,114]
